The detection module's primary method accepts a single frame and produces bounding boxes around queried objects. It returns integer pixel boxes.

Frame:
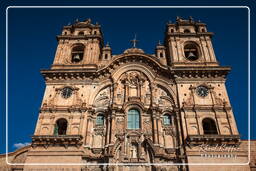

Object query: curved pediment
[98,53,169,74]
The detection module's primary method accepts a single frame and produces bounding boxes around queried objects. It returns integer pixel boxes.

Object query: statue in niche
[130,144,138,158]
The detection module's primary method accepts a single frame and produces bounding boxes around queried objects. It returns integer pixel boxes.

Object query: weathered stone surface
[1,17,252,171]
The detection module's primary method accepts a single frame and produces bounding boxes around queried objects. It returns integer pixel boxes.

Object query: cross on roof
[130,34,139,48]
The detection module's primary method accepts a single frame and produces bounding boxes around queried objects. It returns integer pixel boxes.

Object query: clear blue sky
[0,1,255,154]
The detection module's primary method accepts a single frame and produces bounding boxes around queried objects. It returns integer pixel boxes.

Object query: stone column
[152,114,158,144]
[158,115,164,146]
[110,111,116,144]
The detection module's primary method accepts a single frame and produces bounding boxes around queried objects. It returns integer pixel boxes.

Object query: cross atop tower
[130,34,139,48]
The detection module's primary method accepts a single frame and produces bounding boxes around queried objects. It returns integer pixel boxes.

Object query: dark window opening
[64,32,67,35]
[54,118,68,135]
[104,54,108,59]
[184,29,191,33]
[159,52,163,58]
[170,29,174,33]
[184,43,199,61]
[201,29,206,32]
[71,45,84,63]
[203,118,218,134]
[78,31,84,35]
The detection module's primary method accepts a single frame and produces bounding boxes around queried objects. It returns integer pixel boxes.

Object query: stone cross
[130,34,139,48]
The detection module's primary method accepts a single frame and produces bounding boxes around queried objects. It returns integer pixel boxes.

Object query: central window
[127,109,140,129]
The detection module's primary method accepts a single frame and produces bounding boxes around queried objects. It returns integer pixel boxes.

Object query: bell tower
[165,16,218,67]
[52,18,103,69]
[164,17,240,163]
[24,19,105,169]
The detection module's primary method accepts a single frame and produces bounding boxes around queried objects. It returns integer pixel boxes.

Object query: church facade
[1,17,253,171]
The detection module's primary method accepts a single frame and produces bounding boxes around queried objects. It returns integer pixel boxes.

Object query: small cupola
[155,41,166,58]
[102,42,112,60]
[155,41,167,65]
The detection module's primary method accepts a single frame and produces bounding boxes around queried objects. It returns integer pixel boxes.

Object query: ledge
[31,135,83,148]
[186,135,240,145]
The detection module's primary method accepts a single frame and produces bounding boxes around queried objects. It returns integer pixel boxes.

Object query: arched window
[78,31,84,35]
[184,29,191,33]
[159,52,163,58]
[96,114,105,125]
[184,43,199,61]
[54,118,68,135]
[104,54,108,59]
[201,28,206,32]
[127,109,140,129]
[163,114,172,125]
[71,44,84,63]
[202,118,218,134]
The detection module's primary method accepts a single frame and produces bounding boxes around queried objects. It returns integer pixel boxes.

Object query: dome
[123,47,145,54]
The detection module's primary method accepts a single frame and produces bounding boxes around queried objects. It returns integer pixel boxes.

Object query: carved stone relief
[94,86,111,107]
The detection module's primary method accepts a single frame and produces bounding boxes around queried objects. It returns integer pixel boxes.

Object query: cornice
[170,66,231,79]
[166,32,214,37]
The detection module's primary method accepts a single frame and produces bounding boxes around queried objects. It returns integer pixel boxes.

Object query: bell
[187,51,196,60]
[73,54,81,62]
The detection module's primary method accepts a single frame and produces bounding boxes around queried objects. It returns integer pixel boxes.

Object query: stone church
[1,17,255,171]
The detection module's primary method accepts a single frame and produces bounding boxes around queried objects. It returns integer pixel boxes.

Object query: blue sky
[0,2,255,154]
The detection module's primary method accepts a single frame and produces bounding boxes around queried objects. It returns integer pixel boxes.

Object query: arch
[127,108,140,129]
[101,53,167,74]
[54,118,68,135]
[143,138,155,159]
[78,31,84,35]
[88,79,113,106]
[202,118,218,135]
[112,64,155,83]
[93,85,111,108]
[96,113,105,125]
[71,44,85,63]
[112,139,122,157]
[183,41,200,61]
[184,29,191,33]
[157,84,176,105]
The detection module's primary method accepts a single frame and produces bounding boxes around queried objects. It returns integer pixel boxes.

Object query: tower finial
[158,40,161,46]
[130,34,139,48]
[189,16,194,22]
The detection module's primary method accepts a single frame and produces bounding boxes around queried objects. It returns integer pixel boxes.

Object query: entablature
[31,135,83,148]
[171,66,231,80]
[186,135,240,145]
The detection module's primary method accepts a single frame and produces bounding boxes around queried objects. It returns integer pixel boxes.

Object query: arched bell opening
[184,42,200,61]
[202,118,218,135]
[71,44,85,63]
[54,118,68,135]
